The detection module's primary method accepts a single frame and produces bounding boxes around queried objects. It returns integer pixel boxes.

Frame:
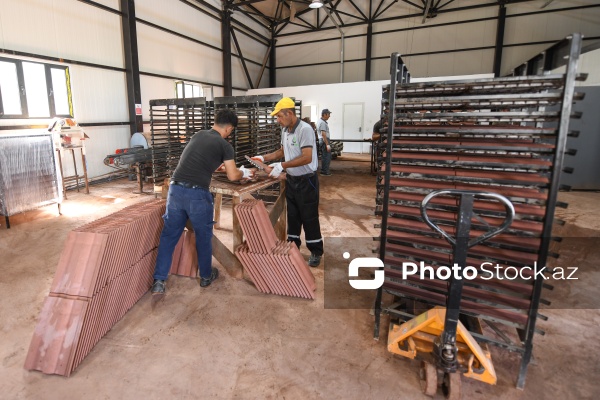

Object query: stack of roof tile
[24,200,165,376]
[169,229,198,278]
[234,199,315,299]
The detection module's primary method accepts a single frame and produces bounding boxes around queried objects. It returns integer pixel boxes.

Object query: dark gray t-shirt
[172,129,234,188]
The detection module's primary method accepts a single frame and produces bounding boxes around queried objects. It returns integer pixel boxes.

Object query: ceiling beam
[234,0,265,6]
[422,0,433,23]
[541,0,556,8]
[401,0,424,10]
[347,0,369,20]
[276,0,539,36]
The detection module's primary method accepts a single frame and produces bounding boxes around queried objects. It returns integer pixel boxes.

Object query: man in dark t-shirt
[151,109,254,295]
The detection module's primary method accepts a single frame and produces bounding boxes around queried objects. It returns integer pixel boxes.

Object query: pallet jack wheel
[419,361,437,397]
[442,372,461,400]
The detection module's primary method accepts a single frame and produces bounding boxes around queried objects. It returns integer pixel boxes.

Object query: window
[0,57,73,118]
[175,80,202,99]
[174,81,214,100]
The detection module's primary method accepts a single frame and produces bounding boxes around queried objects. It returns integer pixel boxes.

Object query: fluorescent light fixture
[309,0,323,9]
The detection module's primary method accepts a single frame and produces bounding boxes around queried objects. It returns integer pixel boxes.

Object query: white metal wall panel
[578,48,600,86]
[0,0,123,67]
[507,0,598,16]
[69,67,128,123]
[344,35,366,61]
[371,19,495,66]
[85,0,119,8]
[276,28,344,47]
[278,64,341,87]
[279,39,342,67]
[342,61,366,84]
[232,56,269,89]
[500,44,550,76]
[136,23,223,84]
[504,10,599,46]
[140,75,177,121]
[274,2,599,86]
[135,0,222,49]
[60,126,131,179]
[232,28,269,64]
[373,6,497,35]
[213,86,225,98]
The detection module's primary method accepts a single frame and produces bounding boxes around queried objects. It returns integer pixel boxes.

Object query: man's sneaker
[151,279,166,294]
[308,254,322,267]
[200,268,219,287]
[320,172,332,176]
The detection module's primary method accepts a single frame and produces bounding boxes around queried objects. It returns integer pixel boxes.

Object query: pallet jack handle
[421,190,515,250]
[420,190,515,373]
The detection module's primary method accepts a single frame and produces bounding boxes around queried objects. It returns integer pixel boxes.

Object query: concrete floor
[1,156,599,399]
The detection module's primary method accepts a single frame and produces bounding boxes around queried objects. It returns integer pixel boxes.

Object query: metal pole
[269,31,276,88]
[493,3,506,77]
[323,6,344,83]
[222,3,233,96]
[120,0,143,134]
[516,33,582,390]
[365,20,373,81]
[374,53,401,340]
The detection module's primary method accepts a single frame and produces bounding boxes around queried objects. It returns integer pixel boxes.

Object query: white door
[342,103,364,153]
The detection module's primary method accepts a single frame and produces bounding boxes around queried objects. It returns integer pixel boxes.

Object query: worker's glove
[251,155,264,162]
[326,145,331,152]
[239,165,253,179]
[269,162,284,178]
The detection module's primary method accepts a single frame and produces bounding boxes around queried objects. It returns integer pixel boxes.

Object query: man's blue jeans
[153,184,214,280]
[321,142,332,174]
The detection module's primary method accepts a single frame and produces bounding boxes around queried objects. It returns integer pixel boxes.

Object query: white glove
[239,165,252,179]
[326,145,331,152]
[253,155,264,162]
[269,162,283,178]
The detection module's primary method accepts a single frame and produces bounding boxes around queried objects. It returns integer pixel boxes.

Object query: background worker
[317,109,332,176]
[371,117,384,173]
[372,117,383,142]
[252,97,324,267]
[151,109,254,295]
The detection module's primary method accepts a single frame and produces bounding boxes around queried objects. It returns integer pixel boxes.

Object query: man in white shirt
[317,109,332,176]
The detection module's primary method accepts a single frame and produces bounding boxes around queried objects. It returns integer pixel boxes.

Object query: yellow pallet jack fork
[386,190,514,399]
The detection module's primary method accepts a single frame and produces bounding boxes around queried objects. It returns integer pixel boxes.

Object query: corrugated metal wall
[0,0,270,180]
[273,0,600,86]
[1,0,598,181]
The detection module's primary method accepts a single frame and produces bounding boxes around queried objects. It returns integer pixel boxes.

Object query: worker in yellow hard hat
[251,97,324,267]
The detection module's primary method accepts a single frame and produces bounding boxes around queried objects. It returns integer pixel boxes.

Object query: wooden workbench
[210,177,286,278]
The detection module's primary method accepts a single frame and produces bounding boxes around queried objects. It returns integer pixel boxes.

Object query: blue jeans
[321,142,332,174]
[153,184,214,280]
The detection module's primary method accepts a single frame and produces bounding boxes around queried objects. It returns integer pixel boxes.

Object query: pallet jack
[385,190,515,399]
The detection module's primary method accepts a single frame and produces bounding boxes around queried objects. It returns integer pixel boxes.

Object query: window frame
[0,56,73,119]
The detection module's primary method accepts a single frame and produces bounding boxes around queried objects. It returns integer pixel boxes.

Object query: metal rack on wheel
[373,33,585,392]
[213,94,283,168]
[149,97,212,185]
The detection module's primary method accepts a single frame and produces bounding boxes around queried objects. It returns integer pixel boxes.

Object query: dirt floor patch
[1,157,599,399]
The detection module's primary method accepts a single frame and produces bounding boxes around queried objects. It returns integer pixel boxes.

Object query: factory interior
[1,1,599,399]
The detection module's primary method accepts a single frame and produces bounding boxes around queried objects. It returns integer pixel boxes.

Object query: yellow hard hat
[270,97,296,116]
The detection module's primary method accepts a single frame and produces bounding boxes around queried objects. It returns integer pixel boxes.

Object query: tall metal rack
[373,34,585,389]
[214,94,283,167]
[150,95,284,187]
[150,97,211,184]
